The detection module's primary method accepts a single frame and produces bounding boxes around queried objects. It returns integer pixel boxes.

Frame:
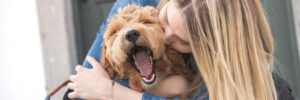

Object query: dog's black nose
[126,30,140,43]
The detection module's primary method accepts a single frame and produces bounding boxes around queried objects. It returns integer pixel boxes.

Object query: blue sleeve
[142,93,180,100]
[142,87,209,100]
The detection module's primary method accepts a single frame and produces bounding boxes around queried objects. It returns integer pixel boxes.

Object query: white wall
[0,0,47,100]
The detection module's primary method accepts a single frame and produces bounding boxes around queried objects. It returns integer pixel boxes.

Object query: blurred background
[0,0,299,100]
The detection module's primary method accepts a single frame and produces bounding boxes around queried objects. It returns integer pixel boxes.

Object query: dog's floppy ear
[144,6,158,17]
[100,44,115,79]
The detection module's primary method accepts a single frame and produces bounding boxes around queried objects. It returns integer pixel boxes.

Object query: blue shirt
[80,0,209,100]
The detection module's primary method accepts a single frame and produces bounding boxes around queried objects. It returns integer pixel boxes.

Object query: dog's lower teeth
[142,73,155,83]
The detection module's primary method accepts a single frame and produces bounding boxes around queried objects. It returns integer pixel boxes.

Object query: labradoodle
[100,4,194,98]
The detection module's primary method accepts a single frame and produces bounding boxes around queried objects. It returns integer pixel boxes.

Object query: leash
[45,80,71,100]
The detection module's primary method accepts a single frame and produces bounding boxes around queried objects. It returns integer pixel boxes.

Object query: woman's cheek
[158,14,165,27]
[172,42,192,53]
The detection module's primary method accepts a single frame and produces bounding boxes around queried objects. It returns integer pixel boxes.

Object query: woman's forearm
[112,82,143,100]
[110,75,189,100]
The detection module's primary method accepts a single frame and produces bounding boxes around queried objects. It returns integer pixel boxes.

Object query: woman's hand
[67,56,112,100]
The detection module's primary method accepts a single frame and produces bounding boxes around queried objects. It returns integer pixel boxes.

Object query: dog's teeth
[147,49,150,55]
[142,74,155,83]
[133,56,138,66]
[150,74,155,81]
[150,56,153,65]
[135,60,138,66]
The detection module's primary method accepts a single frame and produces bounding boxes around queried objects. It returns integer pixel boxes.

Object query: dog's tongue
[135,50,152,79]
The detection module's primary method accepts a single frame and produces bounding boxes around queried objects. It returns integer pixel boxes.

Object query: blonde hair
[158,0,277,100]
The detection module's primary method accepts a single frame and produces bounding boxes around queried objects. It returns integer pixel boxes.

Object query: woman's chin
[173,45,192,53]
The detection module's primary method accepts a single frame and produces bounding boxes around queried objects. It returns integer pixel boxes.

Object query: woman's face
[158,0,192,53]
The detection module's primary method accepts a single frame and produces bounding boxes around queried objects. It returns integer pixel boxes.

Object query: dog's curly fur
[100,5,194,95]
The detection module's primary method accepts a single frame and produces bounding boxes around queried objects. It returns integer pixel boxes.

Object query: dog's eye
[142,21,153,24]
[105,27,119,38]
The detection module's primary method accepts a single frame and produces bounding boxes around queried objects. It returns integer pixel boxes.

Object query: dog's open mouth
[129,46,156,84]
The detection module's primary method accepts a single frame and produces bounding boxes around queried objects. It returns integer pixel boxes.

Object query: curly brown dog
[100,4,194,98]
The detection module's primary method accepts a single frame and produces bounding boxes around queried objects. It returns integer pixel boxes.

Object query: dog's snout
[126,30,140,43]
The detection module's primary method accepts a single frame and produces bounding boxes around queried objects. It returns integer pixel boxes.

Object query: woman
[66,0,279,100]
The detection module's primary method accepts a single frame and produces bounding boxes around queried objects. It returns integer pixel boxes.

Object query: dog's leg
[129,80,143,92]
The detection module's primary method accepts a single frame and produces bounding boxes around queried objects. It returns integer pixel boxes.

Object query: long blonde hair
[158,0,277,100]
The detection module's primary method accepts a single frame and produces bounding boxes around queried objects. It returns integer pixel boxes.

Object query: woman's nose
[164,31,174,45]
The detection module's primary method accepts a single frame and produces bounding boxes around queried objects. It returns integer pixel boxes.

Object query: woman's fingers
[67,82,81,98]
[75,65,82,72]
[86,56,111,81]
[68,91,79,99]
[67,82,76,89]
[75,65,90,73]
[69,75,77,82]
[86,56,101,69]
[66,56,111,100]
